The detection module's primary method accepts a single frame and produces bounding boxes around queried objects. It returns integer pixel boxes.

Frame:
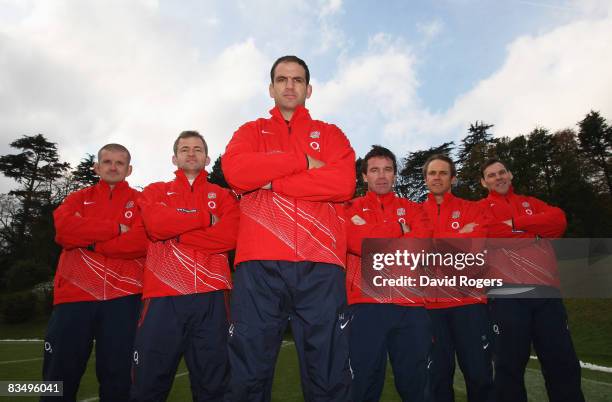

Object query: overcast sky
[1,0,611,192]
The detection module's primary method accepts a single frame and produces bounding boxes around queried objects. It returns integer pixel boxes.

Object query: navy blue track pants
[41,294,140,402]
[348,303,432,402]
[428,303,494,402]
[130,292,229,402]
[489,297,584,402]
[226,260,351,402]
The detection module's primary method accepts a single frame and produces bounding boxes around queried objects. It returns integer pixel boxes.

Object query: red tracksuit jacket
[479,187,565,288]
[139,170,239,298]
[421,192,488,309]
[53,180,147,305]
[222,105,355,267]
[345,191,432,306]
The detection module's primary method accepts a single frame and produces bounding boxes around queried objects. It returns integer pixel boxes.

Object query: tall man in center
[223,55,356,401]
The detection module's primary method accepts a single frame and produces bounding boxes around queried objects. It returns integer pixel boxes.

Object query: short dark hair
[361,145,397,175]
[422,154,456,178]
[98,143,131,164]
[480,158,508,178]
[173,131,208,156]
[270,55,310,85]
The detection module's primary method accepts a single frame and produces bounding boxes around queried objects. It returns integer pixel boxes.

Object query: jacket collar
[365,190,396,207]
[96,179,129,196]
[174,169,209,189]
[487,185,515,200]
[426,191,455,205]
[269,105,311,126]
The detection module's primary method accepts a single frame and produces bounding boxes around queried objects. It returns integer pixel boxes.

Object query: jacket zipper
[288,124,299,258]
[435,203,441,302]
[504,196,515,230]
[192,182,197,290]
[104,189,113,299]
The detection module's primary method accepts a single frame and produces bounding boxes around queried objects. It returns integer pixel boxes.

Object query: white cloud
[351,0,612,158]
[205,16,219,26]
[319,0,343,18]
[316,19,348,54]
[0,0,358,193]
[2,0,611,194]
[417,19,443,43]
[0,0,270,190]
[440,7,612,139]
[311,34,427,156]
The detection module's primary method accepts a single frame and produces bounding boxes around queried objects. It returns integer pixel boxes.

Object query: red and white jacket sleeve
[139,183,212,241]
[54,191,120,249]
[272,125,356,202]
[344,200,403,256]
[481,202,518,238]
[439,202,488,239]
[403,204,433,239]
[178,190,240,254]
[513,197,566,238]
[435,203,488,254]
[222,122,308,193]
[94,216,148,259]
[480,200,552,256]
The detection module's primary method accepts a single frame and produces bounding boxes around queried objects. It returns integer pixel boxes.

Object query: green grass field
[1,339,612,401]
[1,299,612,401]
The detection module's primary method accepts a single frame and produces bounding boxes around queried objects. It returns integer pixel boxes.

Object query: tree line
[392,111,611,237]
[0,110,610,312]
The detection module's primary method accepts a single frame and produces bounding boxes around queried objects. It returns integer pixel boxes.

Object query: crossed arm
[223,123,356,202]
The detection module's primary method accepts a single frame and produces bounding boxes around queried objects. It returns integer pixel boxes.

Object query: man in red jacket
[43,143,147,402]
[222,55,355,402]
[421,154,493,402]
[345,145,432,402]
[131,131,239,402]
[479,158,584,402]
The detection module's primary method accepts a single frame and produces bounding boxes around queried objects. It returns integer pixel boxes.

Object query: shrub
[1,291,37,324]
[4,259,51,291]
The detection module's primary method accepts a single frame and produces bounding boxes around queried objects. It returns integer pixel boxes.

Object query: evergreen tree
[494,129,553,199]
[577,110,612,195]
[527,128,555,198]
[208,156,229,189]
[354,157,366,198]
[549,129,610,236]
[455,122,495,200]
[72,153,99,189]
[0,134,69,252]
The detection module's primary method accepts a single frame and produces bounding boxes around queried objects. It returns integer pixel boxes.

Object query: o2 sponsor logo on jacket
[397,208,406,224]
[522,201,533,215]
[451,210,461,229]
[208,192,217,209]
[124,200,135,219]
[309,131,321,152]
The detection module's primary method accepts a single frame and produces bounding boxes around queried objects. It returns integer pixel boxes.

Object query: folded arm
[139,184,212,241]
[178,191,240,254]
[94,217,148,259]
[54,192,119,248]
[222,122,308,193]
[272,126,356,202]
